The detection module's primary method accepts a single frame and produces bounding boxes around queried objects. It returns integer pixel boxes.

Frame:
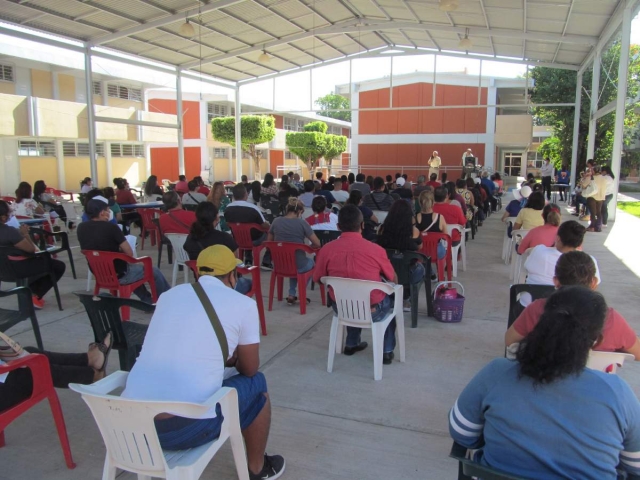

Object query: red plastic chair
[228,223,267,265]
[185,260,268,335]
[138,208,162,250]
[263,241,325,315]
[81,250,158,321]
[48,188,75,203]
[420,232,453,282]
[0,354,75,469]
[1,196,16,203]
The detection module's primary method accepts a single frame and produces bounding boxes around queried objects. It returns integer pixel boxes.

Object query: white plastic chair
[587,351,635,374]
[321,276,405,381]
[508,229,530,280]
[165,233,190,287]
[70,371,249,480]
[372,210,388,224]
[501,218,517,262]
[446,224,466,277]
[515,247,533,284]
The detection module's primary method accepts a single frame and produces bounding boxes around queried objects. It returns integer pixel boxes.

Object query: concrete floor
[1,196,640,480]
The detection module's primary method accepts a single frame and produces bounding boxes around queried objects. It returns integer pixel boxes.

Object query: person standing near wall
[429,151,442,181]
[540,158,555,201]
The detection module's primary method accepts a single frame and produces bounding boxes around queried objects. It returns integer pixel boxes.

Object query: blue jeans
[341,294,396,353]
[154,373,267,451]
[289,256,314,297]
[235,276,252,295]
[119,264,171,303]
[404,263,426,300]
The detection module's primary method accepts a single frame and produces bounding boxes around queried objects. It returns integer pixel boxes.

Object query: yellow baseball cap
[196,245,242,276]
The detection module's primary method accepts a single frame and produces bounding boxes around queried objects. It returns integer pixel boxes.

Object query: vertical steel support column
[235,86,242,181]
[609,5,632,223]
[84,48,98,183]
[176,71,185,175]
[569,72,583,188]
[587,50,601,160]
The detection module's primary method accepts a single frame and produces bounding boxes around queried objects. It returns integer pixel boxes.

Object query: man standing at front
[313,205,399,364]
[540,157,555,201]
[122,245,285,480]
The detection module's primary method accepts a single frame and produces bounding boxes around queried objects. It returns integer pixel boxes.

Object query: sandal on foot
[286,296,297,306]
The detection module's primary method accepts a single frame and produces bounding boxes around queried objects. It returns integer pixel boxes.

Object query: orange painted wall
[148,99,201,139]
[342,128,350,138]
[359,83,487,135]
[150,147,202,181]
[358,143,484,180]
[270,150,283,176]
[273,115,283,129]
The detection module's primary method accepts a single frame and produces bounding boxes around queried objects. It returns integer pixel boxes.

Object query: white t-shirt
[122,276,261,414]
[524,245,601,286]
[332,190,349,203]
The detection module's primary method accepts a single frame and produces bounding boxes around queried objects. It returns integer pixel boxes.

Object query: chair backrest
[0,286,37,337]
[72,371,213,475]
[315,230,341,246]
[507,284,555,328]
[165,234,190,264]
[320,276,394,327]
[139,208,161,230]
[81,250,134,290]
[587,351,635,374]
[228,223,265,250]
[420,232,451,259]
[446,224,464,241]
[263,241,314,277]
[372,210,388,224]
[75,292,153,347]
[385,249,429,285]
[1,196,16,203]
[0,246,20,282]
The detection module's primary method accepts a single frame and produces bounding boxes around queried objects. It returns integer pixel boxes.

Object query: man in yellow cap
[122,245,285,480]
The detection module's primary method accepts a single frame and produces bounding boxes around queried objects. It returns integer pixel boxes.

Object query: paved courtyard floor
[1,197,639,480]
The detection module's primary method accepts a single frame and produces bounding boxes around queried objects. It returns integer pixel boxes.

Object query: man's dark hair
[287,171,294,177]
[434,186,448,203]
[355,173,365,182]
[395,173,401,179]
[430,173,438,181]
[554,250,596,287]
[341,174,349,182]
[232,183,247,200]
[0,200,10,218]
[241,175,248,182]
[187,180,198,191]
[386,175,392,182]
[311,195,327,214]
[557,220,586,248]
[402,174,408,180]
[348,172,355,183]
[303,179,315,192]
[525,191,545,210]
[441,172,448,183]
[316,172,323,179]
[373,176,385,190]
[338,204,363,232]
[455,178,466,189]
[179,175,186,182]
[162,191,179,209]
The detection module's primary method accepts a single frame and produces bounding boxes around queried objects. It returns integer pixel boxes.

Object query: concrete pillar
[485,78,497,170]
[569,73,583,188]
[234,87,242,181]
[84,48,98,184]
[587,49,601,160]
[176,72,185,175]
[609,5,632,223]
[55,139,65,190]
[105,141,113,187]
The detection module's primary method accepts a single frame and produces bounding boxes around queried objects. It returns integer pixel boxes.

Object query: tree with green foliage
[315,93,351,122]
[537,136,563,170]
[530,42,640,177]
[285,120,347,173]
[211,115,276,179]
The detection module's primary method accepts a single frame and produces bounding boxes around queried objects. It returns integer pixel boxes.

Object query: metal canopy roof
[0,0,633,84]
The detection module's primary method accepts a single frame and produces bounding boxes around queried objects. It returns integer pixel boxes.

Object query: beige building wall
[95,105,136,140]
[112,157,145,188]
[37,98,88,138]
[58,74,76,102]
[0,81,15,95]
[20,156,58,188]
[140,111,178,142]
[31,69,52,99]
[64,157,107,189]
[106,97,141,110]
[494,115,533,145]
[0,94,28,136]
[213,158,230,181]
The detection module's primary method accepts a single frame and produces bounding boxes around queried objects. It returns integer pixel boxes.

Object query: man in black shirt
[0,200,65,309]
[363,176,396,211]
[224,184,271,268]
[77,199,171,303]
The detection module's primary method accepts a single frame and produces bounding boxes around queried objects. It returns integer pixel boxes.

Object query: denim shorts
[154,372,268,450]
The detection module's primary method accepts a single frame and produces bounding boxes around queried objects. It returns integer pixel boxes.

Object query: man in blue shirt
[480,171,497,211]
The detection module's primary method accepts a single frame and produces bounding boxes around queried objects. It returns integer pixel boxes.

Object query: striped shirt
[450,358,640,480]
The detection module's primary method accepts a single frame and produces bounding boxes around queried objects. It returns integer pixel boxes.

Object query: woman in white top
[80,177,93,194]
[13,182,45,217]
[600,166,615,227]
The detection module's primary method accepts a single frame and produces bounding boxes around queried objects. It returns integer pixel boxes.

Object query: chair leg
[102,454,117,480]
[66,248,77,279]
[396,311,406,363]
[327,316,339,373]
[425,262,434,317]
[461,239,467,272]
[171,262,179,288]
[140,227,146,251]
[410,283,418,328]
[319,283,327,306]
[50,273,63,311]
[298,274,307,315]
[268,272,276,311]
[157,242,163,268]
[183,264,189,285]
[276,276,284,302]
[47,392,76,469]
[372,324,384,381]
[30,314,44,350]
[335,324,345,354]
[255,290,267,336]
[86,270,93,291]
[227,410,250,480]
[0,430,5,447]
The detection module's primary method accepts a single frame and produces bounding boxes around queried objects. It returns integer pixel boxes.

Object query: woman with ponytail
[267,198,321,306]
[517,203,562,253]
[450,286,640,479]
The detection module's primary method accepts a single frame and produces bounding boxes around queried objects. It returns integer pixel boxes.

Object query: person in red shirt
[174,175,188,194]
[432,186,466,245]
[505,250,640,359]
[313,205,400,364]
[517,203,561,254]
[115,178,137,206]
[193,176,210,196]
[158,191,196,235]
[425,173,441,189]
